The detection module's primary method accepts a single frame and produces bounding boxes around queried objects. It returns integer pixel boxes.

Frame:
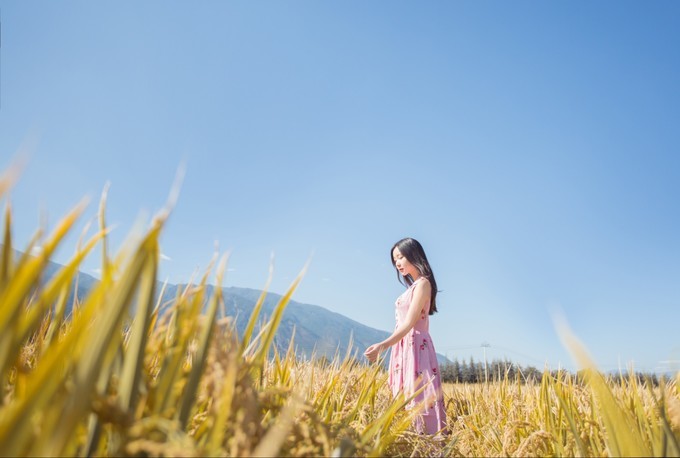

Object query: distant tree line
[439,358,542,384]
[440,357,665,386]
[593,371,661,386]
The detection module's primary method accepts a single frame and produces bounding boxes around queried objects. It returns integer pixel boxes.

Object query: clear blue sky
[1,1,679,373]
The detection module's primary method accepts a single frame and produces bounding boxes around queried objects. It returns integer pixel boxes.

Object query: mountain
[6,246,449,363]
[150,282,394,360]
[208,285,393,358]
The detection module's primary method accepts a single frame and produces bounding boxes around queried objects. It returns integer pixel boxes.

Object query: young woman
[364,237,447,435]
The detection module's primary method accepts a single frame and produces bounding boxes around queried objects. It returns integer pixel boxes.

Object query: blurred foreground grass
[0,168,678,456]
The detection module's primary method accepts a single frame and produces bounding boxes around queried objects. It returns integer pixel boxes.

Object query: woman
[364,237,447,435]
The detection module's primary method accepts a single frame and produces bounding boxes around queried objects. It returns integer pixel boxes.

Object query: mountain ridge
[6,245,448,363]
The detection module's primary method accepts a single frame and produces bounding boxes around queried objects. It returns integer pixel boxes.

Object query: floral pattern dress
[388,277,447,435]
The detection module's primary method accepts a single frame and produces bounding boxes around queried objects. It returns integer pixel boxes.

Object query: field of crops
[1,171,679,456]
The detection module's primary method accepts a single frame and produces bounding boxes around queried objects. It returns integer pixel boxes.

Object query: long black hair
[391,237,439,315]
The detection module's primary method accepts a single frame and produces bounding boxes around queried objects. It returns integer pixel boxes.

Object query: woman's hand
[364,343,383,362]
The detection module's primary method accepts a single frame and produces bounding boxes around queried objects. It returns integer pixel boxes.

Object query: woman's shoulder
[413,277,432,292]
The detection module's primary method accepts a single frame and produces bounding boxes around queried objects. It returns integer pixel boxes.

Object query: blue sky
[1,1,679,373]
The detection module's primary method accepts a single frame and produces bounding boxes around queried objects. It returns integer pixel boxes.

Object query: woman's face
[392,247,418,278]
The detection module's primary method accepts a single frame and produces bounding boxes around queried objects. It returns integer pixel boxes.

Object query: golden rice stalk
[0,229,106,405]
[38,219,165,456]
[40,285,69,353]
[360,380,428,456]
[250,262,308,381]
[550,372,588,456]
[177,254,229,428]
[204,338,239,454]
[558,318,654,456]
[117,235,160,413]
[647,377,680,456]
[252,393,302,457]
[0,152,27,199]
[150,267,212,418]
[98,182,111,275]
[0,200,87,339]
[240,257,274,355]
[15,230,106,350]
[0,202,13,295]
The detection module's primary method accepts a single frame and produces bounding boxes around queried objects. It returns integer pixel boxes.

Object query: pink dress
[388,277,447,435]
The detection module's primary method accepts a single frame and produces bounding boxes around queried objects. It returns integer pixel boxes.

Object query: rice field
[1,170,679,456]
[442,374,680,457]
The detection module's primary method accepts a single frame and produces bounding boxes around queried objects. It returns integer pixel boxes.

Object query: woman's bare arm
[364,279,430,361]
